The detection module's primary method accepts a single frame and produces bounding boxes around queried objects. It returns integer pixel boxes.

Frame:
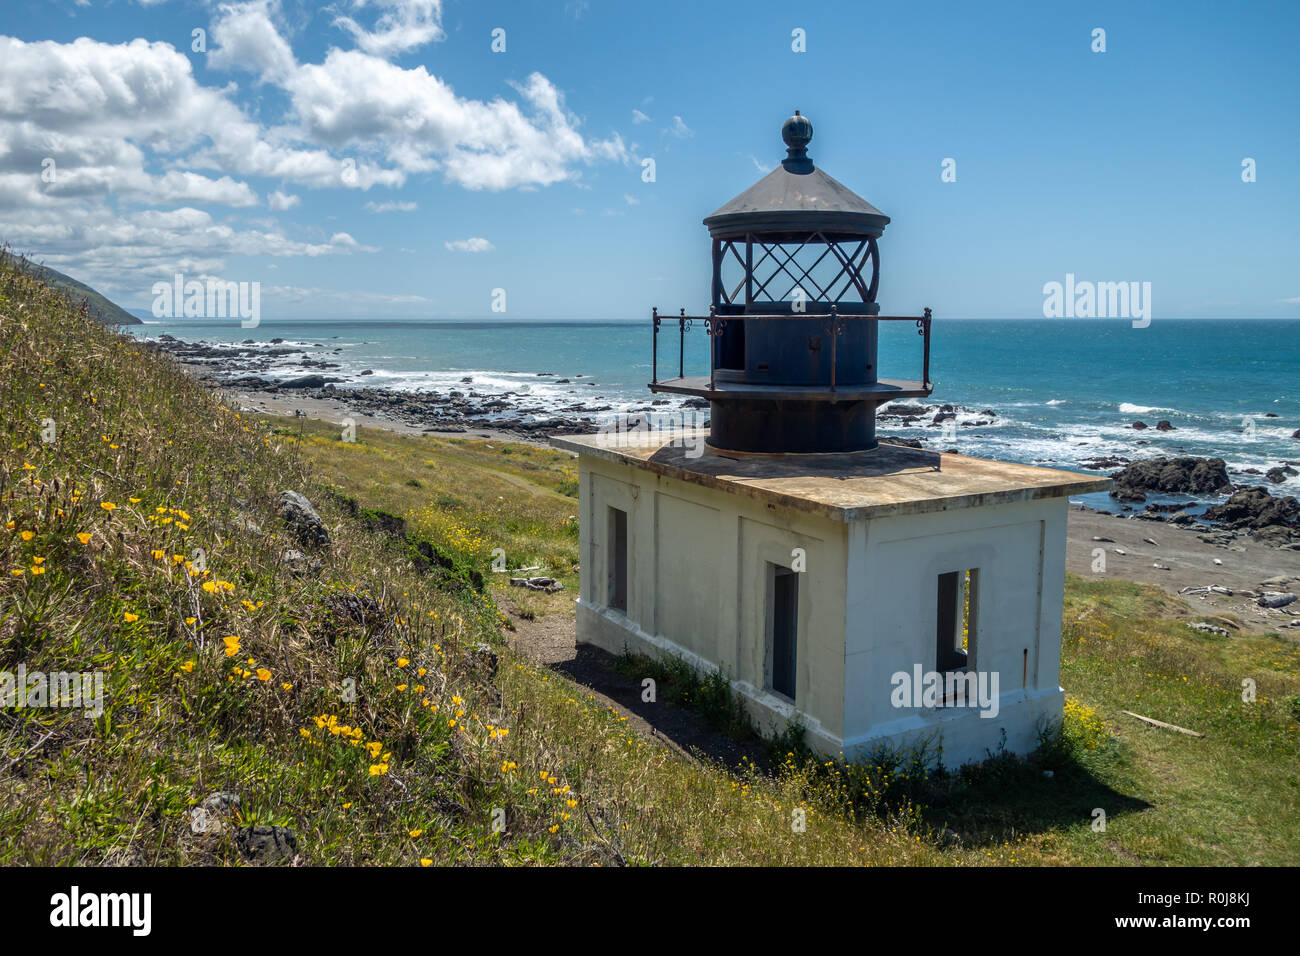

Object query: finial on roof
[781,111,814,173]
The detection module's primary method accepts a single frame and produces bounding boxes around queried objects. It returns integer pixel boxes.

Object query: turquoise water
[127,317,1300,499]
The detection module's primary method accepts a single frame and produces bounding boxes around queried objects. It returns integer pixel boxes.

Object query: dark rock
[325,591,384,627]
[1131,421,1148,430]
[281,374,327,389]
[277,491,330,547]
[1109,457,1232,501]
[1202,486,1299,530]
[359,369,374,375]
[1266,467,1287,483]
[236,826,297,864]
[1155,420,1175,431]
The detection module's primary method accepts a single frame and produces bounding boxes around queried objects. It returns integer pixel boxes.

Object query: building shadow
[549,644,773,770]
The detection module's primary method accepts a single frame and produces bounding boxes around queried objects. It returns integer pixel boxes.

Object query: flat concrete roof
[551,431,1112,522]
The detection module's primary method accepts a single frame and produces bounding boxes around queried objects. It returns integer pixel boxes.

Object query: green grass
[2,254,1298,865]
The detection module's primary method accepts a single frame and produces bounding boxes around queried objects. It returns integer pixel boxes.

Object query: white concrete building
[553,433,1108,768]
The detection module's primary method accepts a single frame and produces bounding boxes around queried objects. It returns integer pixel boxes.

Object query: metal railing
[651,305,933,393]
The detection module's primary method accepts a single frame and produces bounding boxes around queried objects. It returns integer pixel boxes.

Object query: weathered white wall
[575,452,1069,768]
[840,499,1068,765]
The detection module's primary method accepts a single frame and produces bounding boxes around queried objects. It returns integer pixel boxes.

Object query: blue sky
[1,0,1297,318]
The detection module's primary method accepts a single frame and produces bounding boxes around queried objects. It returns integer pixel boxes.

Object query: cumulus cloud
[632,109,651,124]
[207,0,296,81]
[268,189,299,210]
[0,3,628,291]
[444,237,493,253]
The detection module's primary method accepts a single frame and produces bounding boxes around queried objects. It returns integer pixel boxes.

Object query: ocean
[126,317,1300,507]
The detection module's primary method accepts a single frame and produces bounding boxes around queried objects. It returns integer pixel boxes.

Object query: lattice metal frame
[711,231,880,310]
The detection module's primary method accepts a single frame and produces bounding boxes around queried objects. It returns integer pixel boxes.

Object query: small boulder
[236,825,298,864]
[278,491,330,547]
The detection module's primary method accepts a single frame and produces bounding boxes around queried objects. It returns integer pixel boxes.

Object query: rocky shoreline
[142,333,1300,553]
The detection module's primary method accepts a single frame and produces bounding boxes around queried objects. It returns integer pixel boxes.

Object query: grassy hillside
[2,251,140,325]
[3,255,1298,866]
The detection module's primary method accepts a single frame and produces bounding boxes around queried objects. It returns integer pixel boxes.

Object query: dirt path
[492,588,771,770]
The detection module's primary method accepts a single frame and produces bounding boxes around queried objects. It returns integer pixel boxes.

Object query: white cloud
[623,193,639,205]
[332,0,445,59]
[444,237,493,253]
[632,109,651,125]
[364,199,417,213]
[0,6,630,289]
[668,116,694,138]
[208,0,296,81]
[268,189,299,210]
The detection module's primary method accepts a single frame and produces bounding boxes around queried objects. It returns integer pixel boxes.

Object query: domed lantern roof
[703,112,890,241]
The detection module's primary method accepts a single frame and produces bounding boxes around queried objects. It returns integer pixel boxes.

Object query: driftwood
[1121,711,1205,738]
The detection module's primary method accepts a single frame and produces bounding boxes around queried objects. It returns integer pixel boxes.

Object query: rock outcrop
[1109,457,1232,501]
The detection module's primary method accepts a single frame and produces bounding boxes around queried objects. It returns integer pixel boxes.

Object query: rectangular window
[607,506,628,612]
[936,569,977,673]
[769,564,798,700]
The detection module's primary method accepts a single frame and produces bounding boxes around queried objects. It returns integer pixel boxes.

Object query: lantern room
[649,112,932,454]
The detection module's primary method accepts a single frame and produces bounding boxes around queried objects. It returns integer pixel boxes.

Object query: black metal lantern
[650,112,933,453]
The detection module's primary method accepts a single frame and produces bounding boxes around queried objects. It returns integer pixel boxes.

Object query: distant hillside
[1,252,141,325]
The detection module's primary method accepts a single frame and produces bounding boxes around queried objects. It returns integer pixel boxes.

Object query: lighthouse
[552,114,1109,767]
